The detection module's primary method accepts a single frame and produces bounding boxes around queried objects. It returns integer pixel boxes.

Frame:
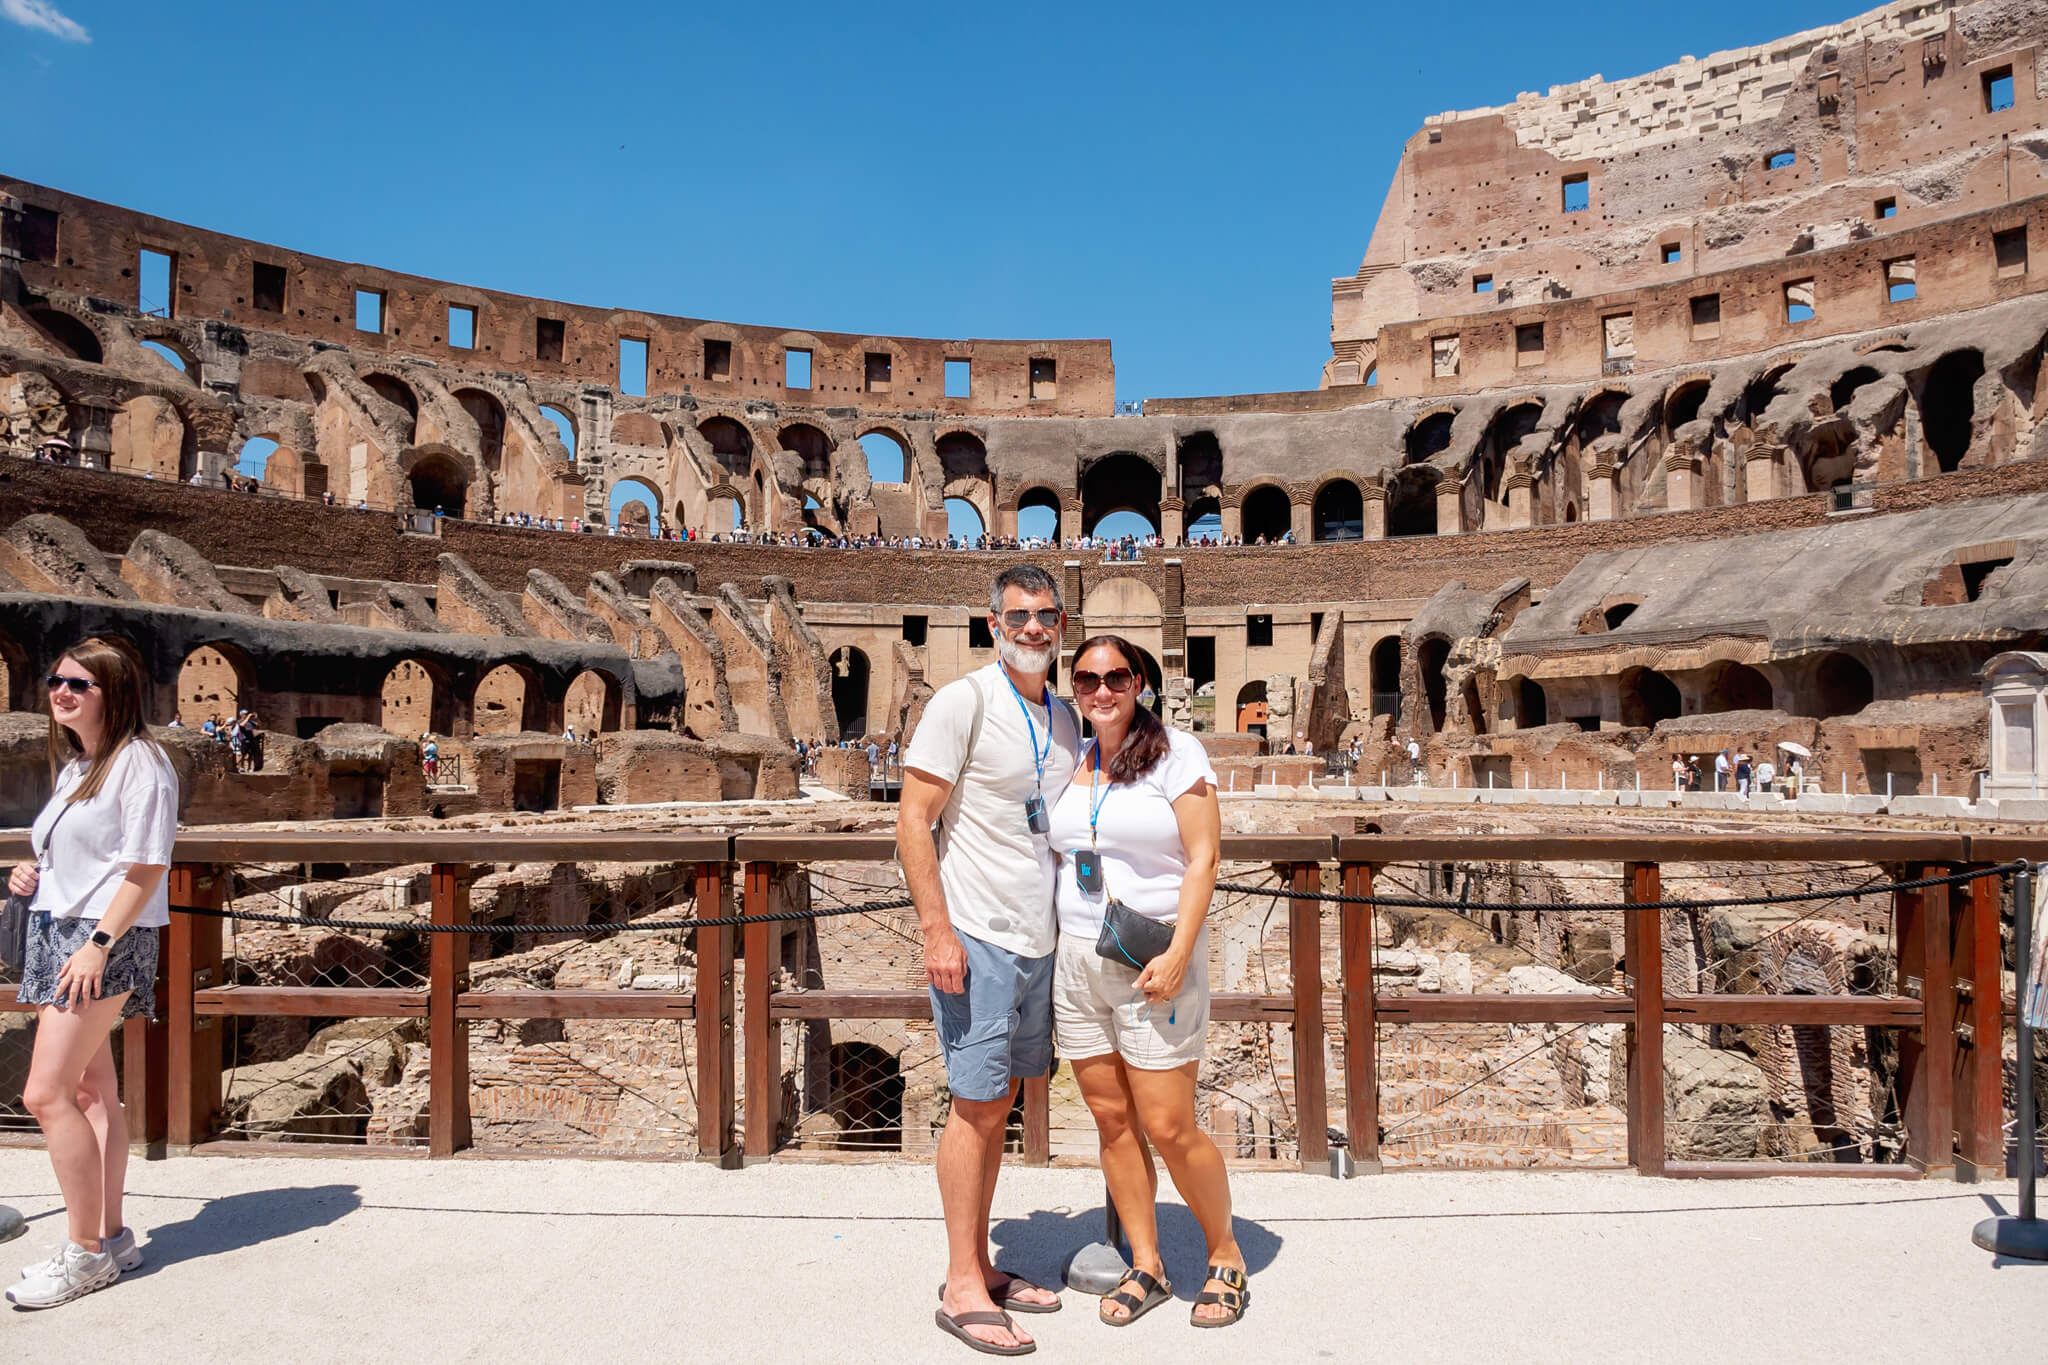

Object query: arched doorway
[1921,350,1984,473]
[539,404,576,460]
[700,417,753,478]
[609,478,661,535]
[408,451,469,516]
[1387,467,1439,538]
[382,659,449,737]
[1417,637,1450,732]
[1370,637,1401,720]
[1080,452,1162,537]
[780,423,833,481]
[1811,652,1874,718]
[830,647,870,738]
[936,431,988,482]
[1240,485,1291,543]
[474,664,542,736]
[452,388,507,474]
[1312,480,1363,541]
[1235,680,1268,736]
[1618,667,1681,728]
[1700,661,1773,713]
[564,670,620,735]
[1516,677,1548,728]
[944,498,985,542]
[177,644,250,727]
[1016,486,1061,543]
[859,430,908,484]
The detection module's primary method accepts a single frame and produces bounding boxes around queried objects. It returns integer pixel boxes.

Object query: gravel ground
[0,1150,2042,1363]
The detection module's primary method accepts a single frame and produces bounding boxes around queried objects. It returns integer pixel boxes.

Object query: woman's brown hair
[1075,634,1171,784]
[47,635,159,803]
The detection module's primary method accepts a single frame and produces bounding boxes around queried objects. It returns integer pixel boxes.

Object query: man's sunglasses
[999,608,1062,630]
[1072,669,1136,695]
[45,674,98,695]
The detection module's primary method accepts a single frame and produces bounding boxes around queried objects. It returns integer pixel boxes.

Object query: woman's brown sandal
[1098,1267,1172,1326]
[1191,1264,1249,1328]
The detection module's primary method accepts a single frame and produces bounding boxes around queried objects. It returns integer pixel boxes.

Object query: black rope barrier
[1213,860,2022,913]
[173,895,915,935]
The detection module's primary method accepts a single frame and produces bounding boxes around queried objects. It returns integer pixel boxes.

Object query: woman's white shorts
[1052,927,1208,1069]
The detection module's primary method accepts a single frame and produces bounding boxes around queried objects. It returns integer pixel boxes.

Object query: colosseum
[0,0,2043,1174]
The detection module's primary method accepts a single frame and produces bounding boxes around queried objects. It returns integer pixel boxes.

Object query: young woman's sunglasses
[45,674,98,695]
[1072,669,1136,695]
[999,608,1062,630]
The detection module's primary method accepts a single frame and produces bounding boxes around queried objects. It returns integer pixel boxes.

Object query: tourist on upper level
[7,636,177,1309]
[1714,749,1733,793]
[1735,753,1753,799]
[1046,633,1247,1329]
[899,564,1081,1354]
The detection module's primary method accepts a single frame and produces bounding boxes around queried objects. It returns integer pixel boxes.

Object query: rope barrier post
[1974,861,2048,1260]
[427,862,473,1157]
[124,913,172,1158]
[693,860,739,1168]
[1898,862,1957,1177]
[742,860,781,1163]
[1288,860,1330,1172]
[1623,861,1665,1177]
[1956,864,2006,1182]
[1339,860,1382,1171]
[166,862,223,1150]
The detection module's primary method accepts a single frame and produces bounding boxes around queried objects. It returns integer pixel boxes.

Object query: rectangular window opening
[1472,273,1493,293]
[1784,278,1816,323]
[618,337,648,396]
[1985,66,2015,113]
[1875,197,1898,220]
[1961,556,2012,600]
[1515,322,1545,367]
[354,288,385,334]
[1690,293,1721,340]
[1884,257,1916,303]
[1247,614,1274,648]
[900,614,928,646]
[704,338,733,380]
[1995,226,2029,278]
[139,248,175,319]
[785,347,812,390]
[864,351,892,393]
[1766,150,1796,170]
[1660,242,1682,264]
[447,304,476,349]
[1602,312,1637,360]
[251,261,287,313]
[945,358,972,399]
[21,205,58,263]
[1431,335,1460,378]
[535,317,565,363]
[1561,173,1589,214]
[1029,356,1057,400]
[967,616,994,650]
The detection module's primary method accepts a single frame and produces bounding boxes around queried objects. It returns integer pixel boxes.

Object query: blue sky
[7,0,1855,404]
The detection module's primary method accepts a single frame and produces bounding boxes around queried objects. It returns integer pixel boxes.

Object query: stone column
[1220,497,1242,543]
[1290,494,1313,543]
[998,503,1019,539]
[1662,451,1698,511]
[1361,484,1386,540]
[1060,498,1081,545]
[1505,472,1534,530]
[1586,460,1618,521]
[1160,495,1185,546]
[1434,473,1464,536]
[1745,444,1782,504]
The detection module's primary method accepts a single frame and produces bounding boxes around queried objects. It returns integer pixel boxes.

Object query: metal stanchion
[1063,1182,1129,1293]
[1974,860,2048,1260]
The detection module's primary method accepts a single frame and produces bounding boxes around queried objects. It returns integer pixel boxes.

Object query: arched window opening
[779,423,833,481]
[1312,481,1364,541]
[381,659,448,738]
[1517,677,1548,728]
[1080,452,1163,537]
[177,645,249,728]
[1921,350,1984,473]
[238,436,278,482]
[564,670,620,735]
[1363,364,1378,388]
[1700,661,1773,714]
[936,432,988,482]
[1741,365,1790,424]
[1016,487,1062,543]
[1235,680,1268,737]
[1666,381,1710,432]
[1370,637,1402,720]
[1418,638,1451,733]
[1176,432,1222,500]
[140,340,189,375]
[364,373,417,418]
[945,498,985,541]
[27,308,101,364]
[1185,497,1222,543]
[1618,667,1681,729]
[1405,412,1455,463]
[539,404,576,460]
[408,453,469,517]
[475,664,541,736]
[831,647,871,738]
[700,417,753,477]
[453,388,506,473]
[1575,392,1625,449]
[1240,485,1292,543]
[1830,367,1881,413]
[1386,467,1439,538]
[1811,653,1874,719]
[859,431,907,484]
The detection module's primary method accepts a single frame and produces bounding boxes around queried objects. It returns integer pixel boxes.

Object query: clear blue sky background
[7,0,1855,403]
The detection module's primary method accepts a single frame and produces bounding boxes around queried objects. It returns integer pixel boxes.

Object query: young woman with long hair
[6,636,178,1309]
[1046,634,1248,1329]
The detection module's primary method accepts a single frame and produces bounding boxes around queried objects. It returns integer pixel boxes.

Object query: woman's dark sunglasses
[999,608,1062,630]
[45,674,98,695]
[1072,669,1136,695]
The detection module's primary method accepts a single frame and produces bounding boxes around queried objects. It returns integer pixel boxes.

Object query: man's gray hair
[989,564,1064,615]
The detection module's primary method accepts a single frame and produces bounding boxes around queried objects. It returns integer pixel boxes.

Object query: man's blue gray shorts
[929,929,1054,1103]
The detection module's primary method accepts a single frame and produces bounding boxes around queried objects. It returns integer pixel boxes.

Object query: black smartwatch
[89,929,114,950]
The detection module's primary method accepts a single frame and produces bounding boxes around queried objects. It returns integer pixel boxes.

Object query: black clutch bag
[0,892,29,972]
[1094,897,1176,970]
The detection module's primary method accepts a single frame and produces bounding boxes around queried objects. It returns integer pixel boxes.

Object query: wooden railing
[2,829,2038,1178]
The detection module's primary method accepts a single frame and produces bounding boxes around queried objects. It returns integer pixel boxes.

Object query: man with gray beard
[901,564,1081,1354]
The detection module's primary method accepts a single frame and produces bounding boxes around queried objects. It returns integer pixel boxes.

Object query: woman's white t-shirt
[29,739,181,927]
[1049,728,1217,939]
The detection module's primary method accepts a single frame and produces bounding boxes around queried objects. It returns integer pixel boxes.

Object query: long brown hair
[1075,634,1170,783]
[47,635,159,803]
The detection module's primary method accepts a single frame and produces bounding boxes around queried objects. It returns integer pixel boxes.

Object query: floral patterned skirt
[15,913,158,1022]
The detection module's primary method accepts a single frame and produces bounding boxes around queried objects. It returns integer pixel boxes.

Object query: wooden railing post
[123,917,171,1157]
[1021,1075,1051,1166]
[165,863,222,1150]
[742,860,780,1162]
[1954,864,2005,1181]
[693,860,738,1167]
[427,862,473,1157]
[1339,860,1380,1169]
[1288,860,1329,1171]
[1898,863,1957,1176]
[1624,861,1665,1176]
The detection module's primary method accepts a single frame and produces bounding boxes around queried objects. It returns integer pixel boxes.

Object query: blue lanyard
[1088,742,1112,848]
[1002,670,1052,789]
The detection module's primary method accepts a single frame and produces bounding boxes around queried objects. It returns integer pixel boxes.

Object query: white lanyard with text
[1003,669,1053,833]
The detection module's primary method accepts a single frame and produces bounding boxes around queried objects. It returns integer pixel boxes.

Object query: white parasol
[1776,740,1812,758]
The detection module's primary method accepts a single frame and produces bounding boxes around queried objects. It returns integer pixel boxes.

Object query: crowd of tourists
[165,709,266,772]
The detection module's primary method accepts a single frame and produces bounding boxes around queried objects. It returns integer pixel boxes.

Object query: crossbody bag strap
[33,794,76,867]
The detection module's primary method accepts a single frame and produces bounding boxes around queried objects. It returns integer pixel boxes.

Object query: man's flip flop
[1098,1267,1172,1326]
[935,1307,1036,1356]
[935,1272,1063,1314]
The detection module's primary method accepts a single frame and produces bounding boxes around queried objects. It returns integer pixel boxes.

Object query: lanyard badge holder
[1075,743,1108,895]
[1007,672,1055,834]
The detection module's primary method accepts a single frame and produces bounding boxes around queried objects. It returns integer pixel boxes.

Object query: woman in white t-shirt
[6,636,178,1310]
[1048,635,1247,1329]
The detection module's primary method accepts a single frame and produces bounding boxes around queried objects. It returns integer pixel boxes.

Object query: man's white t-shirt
[903,663,1080,959]
[30,738,181,928]
[1048,729,1218,939]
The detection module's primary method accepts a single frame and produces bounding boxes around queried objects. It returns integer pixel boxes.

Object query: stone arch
[1470,402,1541,527]
[362,372,419,419]
[564,669,621,735]
[1514,676,1548,728]
[1386,465,1440,537]
[404,446,472,516]
[1369,636,1401,719]
[177,641,254,726]
[452,387,507,475]
[1080,576,1162,621]
[1235,679,1269,736]
[1740,363,1794,425]
[944,497,986,541]
[609,476,663,534]
[778,422,834,481]
[831,646,871,738]
[1404,410,1456,463]
[1080,451,1162,536]
[538,403,577,460]
[856,426,911,484]
[1699,661,1773,714]
[1919,349,1985,473]
[110,394,188,480]
[935,430,989,482]
[1573,389,1627,450]
[1618,666,1681,728]
[24,306,103,364]
[1312,477,1364,541]
[1239,482,1292,543]
[1830,366,1883,413]
[474,662,546,736]
[699,416,753,478]
[1665,378,1711,433]
[1175,431,1223,499]
[381,658,453,737]
[1014,485,1062,542]
[138,336,197,379]
[1809,651,1874,719]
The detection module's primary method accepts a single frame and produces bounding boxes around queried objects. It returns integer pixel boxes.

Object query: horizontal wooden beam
[733,833,1336,864]
[765,989,1295,1021]
[1374,993,1634,1023]
[1662,1160,1921,1180]
[1661,995,1922,1025]
[455,991,695,1019]
[193,986,426,1016]
[1963,835,2048,862]
[0,831,734,864]
[1336,833,1967,863]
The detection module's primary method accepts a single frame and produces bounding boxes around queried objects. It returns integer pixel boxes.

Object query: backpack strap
[937,672,989,840]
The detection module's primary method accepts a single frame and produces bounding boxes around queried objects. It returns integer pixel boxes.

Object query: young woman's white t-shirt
[1049,727,1217,939]
[29,738,181,928]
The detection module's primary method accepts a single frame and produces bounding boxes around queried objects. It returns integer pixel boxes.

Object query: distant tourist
[1406,736,1423,785]
[1672,755,1687,790]
[8,636,176,1308]
[1048,634,1247,1329]
[1735,752,1753,799]
[899,565,1080,1352]
[1756,756,1775,794]
[422,735,440,782]
[165,716,183,728]
[1786,755,1804,796]
[1714,748,1733,793]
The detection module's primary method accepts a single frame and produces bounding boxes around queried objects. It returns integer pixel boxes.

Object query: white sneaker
[6,1241,119,1308]
[21,1227,140,1279]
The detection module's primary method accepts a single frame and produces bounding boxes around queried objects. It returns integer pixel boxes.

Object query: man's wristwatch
[89,929,114,950]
